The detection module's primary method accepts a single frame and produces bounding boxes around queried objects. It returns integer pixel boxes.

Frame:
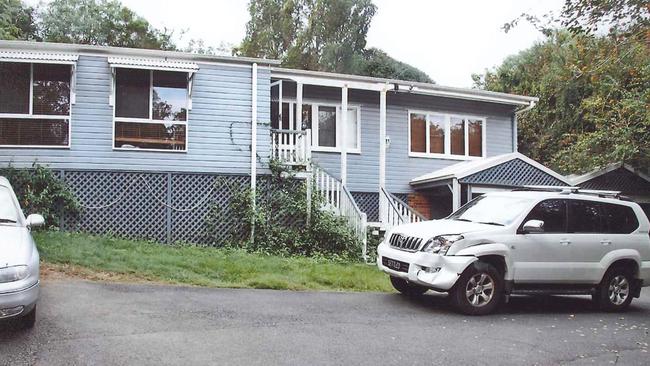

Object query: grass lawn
[34,231,393,292]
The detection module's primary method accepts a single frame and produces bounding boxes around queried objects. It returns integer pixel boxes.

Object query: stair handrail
[380,187,426,232]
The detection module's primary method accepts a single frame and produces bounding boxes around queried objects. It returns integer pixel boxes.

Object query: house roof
[0,40,280,66]
[271,67,538,107]
[410,152,570,187]
[568,163,650,197]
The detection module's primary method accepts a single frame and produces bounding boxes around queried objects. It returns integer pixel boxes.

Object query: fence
[59,170,252,245]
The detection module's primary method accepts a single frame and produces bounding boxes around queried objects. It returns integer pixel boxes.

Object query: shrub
[206,161,362,260]
[0,163,79,228]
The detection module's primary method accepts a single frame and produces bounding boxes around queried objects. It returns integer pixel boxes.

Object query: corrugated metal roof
[0,50,78,63]
[108,57,199,72]
[410,152,570,187]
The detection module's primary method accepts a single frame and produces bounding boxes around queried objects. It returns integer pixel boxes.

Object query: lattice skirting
[59,170,267,245]
[351,192,408,222]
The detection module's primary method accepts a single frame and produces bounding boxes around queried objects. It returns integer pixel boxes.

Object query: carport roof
[410,152,570,188]
[567,163,650,197]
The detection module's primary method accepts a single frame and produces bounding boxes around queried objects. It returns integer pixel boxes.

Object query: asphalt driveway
[1,279,649,365]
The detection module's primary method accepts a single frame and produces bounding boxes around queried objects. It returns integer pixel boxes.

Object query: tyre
[451,261,503,315]
[594,267,634,312]
[390,276,428,296]
[21,306,36,330]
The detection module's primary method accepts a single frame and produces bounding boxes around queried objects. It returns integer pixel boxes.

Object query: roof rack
[512,185,624,199]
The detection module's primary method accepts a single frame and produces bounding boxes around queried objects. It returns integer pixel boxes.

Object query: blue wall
[279,84,517,193]
[0,55,271,175]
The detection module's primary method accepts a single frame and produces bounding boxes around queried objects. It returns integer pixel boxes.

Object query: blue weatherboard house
[0,40,568,254]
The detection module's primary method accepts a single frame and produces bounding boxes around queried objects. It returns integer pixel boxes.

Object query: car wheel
[595,267,634,312]
[21,305,36,329]
[451,261,503,316]
[390,276,428,296]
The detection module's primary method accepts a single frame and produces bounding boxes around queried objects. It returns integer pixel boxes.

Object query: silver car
[0,176,43,329]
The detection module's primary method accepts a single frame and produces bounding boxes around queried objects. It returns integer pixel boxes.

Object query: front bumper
[0,281,39,319]
[377,242,476,291]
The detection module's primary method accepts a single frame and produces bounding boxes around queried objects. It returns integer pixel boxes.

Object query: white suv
[377,188,650,315]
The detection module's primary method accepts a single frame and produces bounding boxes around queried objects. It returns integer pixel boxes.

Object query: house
[568,163,650,217]
[0,40,564,251]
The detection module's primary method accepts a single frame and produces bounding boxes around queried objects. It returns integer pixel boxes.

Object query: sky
[30,0,566,88]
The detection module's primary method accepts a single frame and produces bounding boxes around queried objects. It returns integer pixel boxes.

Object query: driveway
[1,279,649,366]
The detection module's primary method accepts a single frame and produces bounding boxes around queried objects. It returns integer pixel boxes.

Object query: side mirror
[522,219,544,234]
[25,214,45,228]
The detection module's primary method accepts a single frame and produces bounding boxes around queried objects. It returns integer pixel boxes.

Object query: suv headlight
[0,265,29,283]
[421,235,464,255]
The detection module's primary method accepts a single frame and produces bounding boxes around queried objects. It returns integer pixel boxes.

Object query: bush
[0,163,79,228]
[206,161,362,260]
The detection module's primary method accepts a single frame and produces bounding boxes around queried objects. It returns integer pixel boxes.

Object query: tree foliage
[0,0,38,40]
[238,0,433,82]
[474,30,648,174]
[0,0,176,50]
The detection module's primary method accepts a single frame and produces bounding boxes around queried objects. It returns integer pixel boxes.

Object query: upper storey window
[409,111,485,159]
[0,62,72,147]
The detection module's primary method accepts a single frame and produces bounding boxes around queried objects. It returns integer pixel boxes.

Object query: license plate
[382,257,408,272]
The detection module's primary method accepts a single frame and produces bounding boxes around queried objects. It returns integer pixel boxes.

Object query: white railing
[313,164,369,260]
[380,187,426,232]
[271,129,311,165]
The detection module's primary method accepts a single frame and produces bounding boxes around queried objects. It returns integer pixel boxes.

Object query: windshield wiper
[453,218,473,222]
[478,221,504,226]
[0,218,17,223]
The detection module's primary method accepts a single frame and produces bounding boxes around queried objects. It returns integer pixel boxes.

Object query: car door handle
[601,240,612,246]
[560,239,571,246]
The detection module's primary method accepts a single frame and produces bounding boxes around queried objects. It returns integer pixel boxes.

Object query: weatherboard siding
[282,84,517,193]
[0,55,271,175]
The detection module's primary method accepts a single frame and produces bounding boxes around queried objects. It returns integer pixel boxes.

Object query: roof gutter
[515,100,537,114]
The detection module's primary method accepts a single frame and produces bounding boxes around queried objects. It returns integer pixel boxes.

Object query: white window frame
[408,110,487,160]
[271,98,361,154]
[0,62,73,149]
[112,69,189,153]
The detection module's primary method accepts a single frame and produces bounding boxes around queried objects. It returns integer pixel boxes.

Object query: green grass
[34,231,393,292]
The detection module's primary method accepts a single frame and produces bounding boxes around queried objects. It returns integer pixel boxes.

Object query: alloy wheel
[465,273,495,307]
[608,275,630,306]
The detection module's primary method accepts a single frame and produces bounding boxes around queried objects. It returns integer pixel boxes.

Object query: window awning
[108,57,199,73]
[0,51,78,64]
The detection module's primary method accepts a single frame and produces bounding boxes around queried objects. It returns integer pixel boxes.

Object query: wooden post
[452,178,461,212]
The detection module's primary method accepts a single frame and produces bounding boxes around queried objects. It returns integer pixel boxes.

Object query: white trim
[272,67,538,106]
[251,62,258,197]
[108,56,199,73]
[0,50,78,64]
[341,86,348,186]
[111,68,189,153]
[408,110,486,160]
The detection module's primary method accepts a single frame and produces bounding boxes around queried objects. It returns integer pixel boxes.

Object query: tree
[39,0,175,50]
[238,0,433,82]
[473,31,649,174]
[0,0,38,40]
[355,48,432,83]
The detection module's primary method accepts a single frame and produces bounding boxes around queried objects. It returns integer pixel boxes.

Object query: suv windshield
[448,195,534,226]
[0,186,20,224]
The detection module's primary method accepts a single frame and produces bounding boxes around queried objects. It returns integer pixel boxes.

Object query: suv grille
[389,233,423,252]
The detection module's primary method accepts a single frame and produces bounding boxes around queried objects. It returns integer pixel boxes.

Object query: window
[448,195,535,226]
[271,100,360,152]
[568,200,602,233]
[113,68,188,151]
[410,113,426,153]
[0,186,20,224]
[409,111,485,158]
[600,203,639,234]
[0,62,71,147]
[522,199,567,233]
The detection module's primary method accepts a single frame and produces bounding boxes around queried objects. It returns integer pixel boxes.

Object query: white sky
[29,0,565,87]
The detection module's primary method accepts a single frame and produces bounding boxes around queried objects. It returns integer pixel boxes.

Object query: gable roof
[410,152,570,187]
[568,163,650,196]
